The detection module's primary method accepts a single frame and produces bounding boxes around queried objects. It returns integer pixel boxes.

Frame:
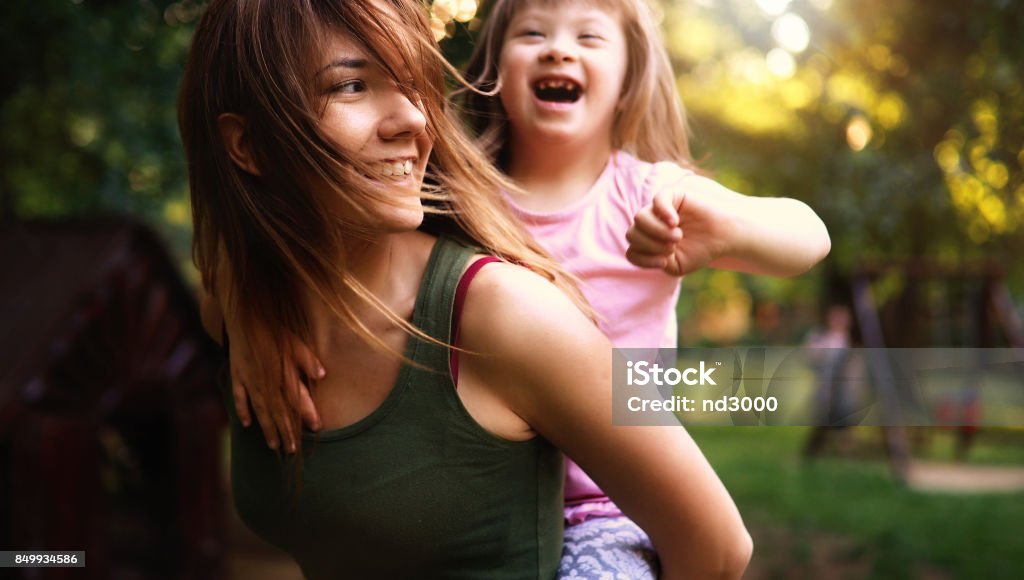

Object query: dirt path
[907,461,1024,493]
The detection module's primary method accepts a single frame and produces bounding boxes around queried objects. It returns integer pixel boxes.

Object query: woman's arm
[459,265,753,579]
[626,174,831,277]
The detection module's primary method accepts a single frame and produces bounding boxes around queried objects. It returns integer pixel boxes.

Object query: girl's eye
[580,33,604,41]
[331,79,366,95]
[520,30,544,38]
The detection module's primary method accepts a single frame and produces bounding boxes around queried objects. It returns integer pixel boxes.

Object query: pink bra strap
[450,256,502,387]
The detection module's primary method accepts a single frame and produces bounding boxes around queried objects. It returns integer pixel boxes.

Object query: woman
[181,0,751,578]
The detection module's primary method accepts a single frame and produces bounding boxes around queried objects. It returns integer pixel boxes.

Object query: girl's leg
[558,516,660,579]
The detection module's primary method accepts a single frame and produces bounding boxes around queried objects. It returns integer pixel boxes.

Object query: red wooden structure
[0,217,226,579]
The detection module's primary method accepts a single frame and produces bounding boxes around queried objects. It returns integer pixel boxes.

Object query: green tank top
[224,235,564,579]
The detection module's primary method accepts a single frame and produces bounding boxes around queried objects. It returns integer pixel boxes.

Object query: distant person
[804,304,859,455]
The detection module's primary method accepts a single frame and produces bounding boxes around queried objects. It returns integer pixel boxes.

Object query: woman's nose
[379,90,426,140]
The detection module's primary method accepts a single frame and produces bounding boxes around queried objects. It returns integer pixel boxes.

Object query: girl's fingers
[625,247,669,269]
[231,378,252,428]
[280,365,304,449]
[631,208,674,243]
[295,340,326,383]
[248,394,280,451]
[292,341,324,431]
[665,252,684,277]
[627,220,681,255]
[279,410,297,454]
[297,387,321,432]
[633,207,683,248]
[652,190,681,227]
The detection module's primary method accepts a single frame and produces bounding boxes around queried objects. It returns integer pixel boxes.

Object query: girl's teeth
[538,80,575,90]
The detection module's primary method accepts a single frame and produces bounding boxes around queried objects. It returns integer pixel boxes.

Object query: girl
[456,0,829,576]
[187,0,751,578]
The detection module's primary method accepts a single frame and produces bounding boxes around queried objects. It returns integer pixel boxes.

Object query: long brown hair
[179,0,589,450]
[455,0,697,170]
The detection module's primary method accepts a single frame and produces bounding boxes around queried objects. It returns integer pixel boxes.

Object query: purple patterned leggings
[558,516,660,579]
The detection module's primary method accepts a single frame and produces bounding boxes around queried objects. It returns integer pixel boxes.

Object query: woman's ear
[217,113,262,176]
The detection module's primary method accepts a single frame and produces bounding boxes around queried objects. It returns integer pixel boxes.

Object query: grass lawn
[689,426,1024,579]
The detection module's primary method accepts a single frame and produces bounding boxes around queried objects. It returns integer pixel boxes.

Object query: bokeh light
[755,0,792,17]
[772,13,811,53]
[766,47,796,78]
[431,0,479,40]
[845,115,872,151]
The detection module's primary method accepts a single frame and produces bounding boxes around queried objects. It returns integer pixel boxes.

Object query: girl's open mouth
[532,78,583,103]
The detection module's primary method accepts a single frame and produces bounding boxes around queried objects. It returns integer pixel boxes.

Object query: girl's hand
[204,248,326,452]
[228,329,324,452]
[626,175,831,277]
[625,187,731,277]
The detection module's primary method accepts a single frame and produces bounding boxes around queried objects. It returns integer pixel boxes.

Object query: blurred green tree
[660,0,1024,276]
[5,0,1022,303]
[1,0,200,261]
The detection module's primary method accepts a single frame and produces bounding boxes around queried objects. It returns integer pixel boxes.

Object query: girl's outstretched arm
[458,263,753,579]
[626,175,830,277]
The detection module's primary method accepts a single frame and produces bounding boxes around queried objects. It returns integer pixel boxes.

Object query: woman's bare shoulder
[457,258,604,364]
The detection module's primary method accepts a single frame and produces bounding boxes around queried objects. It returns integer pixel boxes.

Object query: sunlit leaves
[661,0,1023,268]
[938,98,1022,243]
[430,0,480,42]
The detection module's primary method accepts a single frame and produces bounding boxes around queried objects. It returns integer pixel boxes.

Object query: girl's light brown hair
[456,0,697,170]
[179,0,589,453]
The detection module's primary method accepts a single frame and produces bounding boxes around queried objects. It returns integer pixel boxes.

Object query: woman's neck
[303,231,432,331]
[345,234,402,299]
[505,136,613,212]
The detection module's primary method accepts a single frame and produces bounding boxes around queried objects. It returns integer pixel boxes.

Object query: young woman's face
[498,0,628,148]
[315,28,433,233]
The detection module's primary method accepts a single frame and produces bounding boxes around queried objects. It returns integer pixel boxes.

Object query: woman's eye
[332,79,366,95]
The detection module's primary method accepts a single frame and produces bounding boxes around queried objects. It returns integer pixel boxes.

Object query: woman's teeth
[378,160,413,177]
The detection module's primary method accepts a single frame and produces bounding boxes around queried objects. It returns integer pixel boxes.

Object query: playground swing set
[805,260,1024,482]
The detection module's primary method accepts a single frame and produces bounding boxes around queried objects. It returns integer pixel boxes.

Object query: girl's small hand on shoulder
[208,289,324,453]
[227,328,324,453]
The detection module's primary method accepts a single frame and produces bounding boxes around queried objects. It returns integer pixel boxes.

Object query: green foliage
[663,0,1024,274]
[5,0,1024,300]
[1,0,200,259]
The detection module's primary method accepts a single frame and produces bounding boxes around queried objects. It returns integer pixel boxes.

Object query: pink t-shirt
[504,151,693,524]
